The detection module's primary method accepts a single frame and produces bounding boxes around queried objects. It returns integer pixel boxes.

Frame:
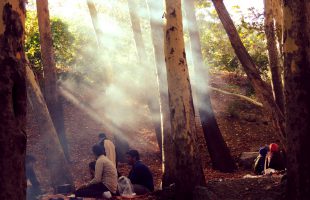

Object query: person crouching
[126,150,154,195]
[75,144,118,198]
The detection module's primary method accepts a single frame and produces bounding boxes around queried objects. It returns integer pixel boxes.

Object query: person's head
[269,143,279,153]
[98,132,107,139]
[92,144,105,157]
[259,146,268,156]
[126,149,140,165]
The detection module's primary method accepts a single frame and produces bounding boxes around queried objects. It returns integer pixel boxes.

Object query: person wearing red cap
[266,143,285,171]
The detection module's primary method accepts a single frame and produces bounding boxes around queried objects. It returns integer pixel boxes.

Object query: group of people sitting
[253,143,286,175]
[74,132,154,199]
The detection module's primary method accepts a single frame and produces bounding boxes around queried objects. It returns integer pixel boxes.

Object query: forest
[0,0,309,200]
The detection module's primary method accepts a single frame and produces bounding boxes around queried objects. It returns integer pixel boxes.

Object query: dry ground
[26,72,284,199]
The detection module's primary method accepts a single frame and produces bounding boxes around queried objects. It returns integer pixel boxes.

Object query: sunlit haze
[25,0,264,144]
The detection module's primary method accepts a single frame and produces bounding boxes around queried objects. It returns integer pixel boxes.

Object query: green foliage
[196,5,269,77]
[25,11,76,72]
[195,0,211,9]
[25,12,40,70]
[51,18,75,68]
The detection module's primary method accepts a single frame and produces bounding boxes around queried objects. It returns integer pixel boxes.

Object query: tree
[86,0,103,47]
[26,65,74,189]
[164,0,206,198]
[264,0,284,112]
[25,12,76,73]
[283,1,310,199]
[184,0,236,172]
[211,0,286,150]
[146,0,172,176]
[36,0,70,160]
[85,1,131,161]
[127,0,163,152]
[272,0,283,56]
[0,1,27,199]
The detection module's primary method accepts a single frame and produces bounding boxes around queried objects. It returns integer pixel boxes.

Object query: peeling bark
[272,0,283,56]
[164,0,206,199]
[146,0,173,182]
[0,1,27,199]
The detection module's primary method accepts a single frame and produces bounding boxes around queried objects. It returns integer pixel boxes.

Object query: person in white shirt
[98,133,117,166]
[75,145,118,198]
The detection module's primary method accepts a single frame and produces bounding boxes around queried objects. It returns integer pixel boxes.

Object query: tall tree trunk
[272,0,283,57]
[86,0,103,48]
[0,1,27,199]
[36,0,70,160]
[283,1,310,199]
[164,0,206,199]
[127,0,162,152]
[146,0,172,179]
[264,0,284,113]
[184,0,236,172]
[26,65,74,190]
[211,0,286,150]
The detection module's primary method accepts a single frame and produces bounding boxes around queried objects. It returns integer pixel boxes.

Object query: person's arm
[88,158,104,185]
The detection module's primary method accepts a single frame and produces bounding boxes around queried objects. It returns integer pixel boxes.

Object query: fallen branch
[208,86,263,107]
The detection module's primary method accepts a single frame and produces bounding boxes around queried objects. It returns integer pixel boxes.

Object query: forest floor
[26,71,285,200]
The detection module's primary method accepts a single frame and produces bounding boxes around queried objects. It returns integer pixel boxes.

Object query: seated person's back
[98,133,117,166]
[126,150,154,194]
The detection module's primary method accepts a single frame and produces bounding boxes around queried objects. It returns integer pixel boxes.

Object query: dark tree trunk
[264,0,284,113]
[211,0,286,150]
[127,0,162,152]
[283,1,310,199]
[26,65,74,189]
[36,0,70,160]
[184,0,236,172]
[114,134,130,163]
[164,0,206,199]
[0,2,27,199]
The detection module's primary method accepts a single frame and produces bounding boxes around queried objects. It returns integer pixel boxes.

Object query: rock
[239,152,258,169]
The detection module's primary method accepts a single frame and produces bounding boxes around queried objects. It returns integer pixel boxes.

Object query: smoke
[26,0,218,141]
[35,0,161,141]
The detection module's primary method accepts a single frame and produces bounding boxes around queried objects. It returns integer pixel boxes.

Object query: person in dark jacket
[266,143,285,171]
[253,146,268,175]
[126,150,154,195]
